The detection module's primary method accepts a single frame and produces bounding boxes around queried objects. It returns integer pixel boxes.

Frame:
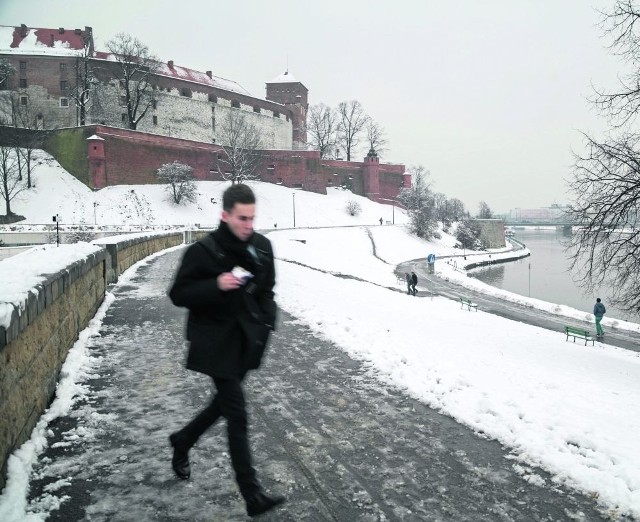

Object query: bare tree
[307,104,338,158]
[345,200,362,216]
[456,219,485,250]
[337,100,368,161]
[365,118,387,157]
[567,1,640,314]
[156,161,198,205]
[215,111,263,184]
[106,33,159,130]
[567,134,640,313]
[0,145,25,216]
[397,165,438,239]
[0,58,16,89]
[448,198,468,221]
[9,94,48,188]
[477,201,493,219]
[593,0,640,127]
[67,34,96,125]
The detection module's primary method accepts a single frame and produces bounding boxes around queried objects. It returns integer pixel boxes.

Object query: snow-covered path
[6,248,619,521]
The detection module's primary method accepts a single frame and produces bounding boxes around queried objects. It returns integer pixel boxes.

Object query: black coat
[169,230,276,378]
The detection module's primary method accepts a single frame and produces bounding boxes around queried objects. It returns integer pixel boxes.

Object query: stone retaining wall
[100,232,184,284]
[0,231,192,489]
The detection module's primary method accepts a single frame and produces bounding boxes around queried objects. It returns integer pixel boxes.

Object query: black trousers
[175,374,259,499]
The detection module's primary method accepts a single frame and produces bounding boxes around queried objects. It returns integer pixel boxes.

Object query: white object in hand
[232,266,253,282]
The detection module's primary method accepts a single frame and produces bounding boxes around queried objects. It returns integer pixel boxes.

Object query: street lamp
[52,214,60,246]
[292,192,296,228]
[93,202,98,225]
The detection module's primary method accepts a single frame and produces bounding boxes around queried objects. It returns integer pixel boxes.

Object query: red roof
[9,25,89,50]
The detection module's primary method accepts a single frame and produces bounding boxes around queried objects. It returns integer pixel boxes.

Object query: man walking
[168,184,285,517]
[593,297,606,338]
[410,272,418,296]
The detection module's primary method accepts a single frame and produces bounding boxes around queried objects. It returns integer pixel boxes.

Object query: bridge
[504,219,575,227]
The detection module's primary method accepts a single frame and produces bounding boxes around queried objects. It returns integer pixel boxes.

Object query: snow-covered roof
[0,24,273,101]
[0,24,88,57]
[268,71,300,84]
[93,51,252,97]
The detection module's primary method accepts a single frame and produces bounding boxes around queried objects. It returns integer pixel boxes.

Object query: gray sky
[0,0,622,213]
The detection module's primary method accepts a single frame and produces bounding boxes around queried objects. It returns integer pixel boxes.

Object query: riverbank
[431,245,640,334]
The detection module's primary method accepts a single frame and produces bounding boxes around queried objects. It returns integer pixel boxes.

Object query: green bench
[460,297,478,311]
[565,326,594,346]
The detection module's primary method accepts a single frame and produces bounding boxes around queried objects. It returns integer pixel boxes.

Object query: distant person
[379,217,383,225]
[593,297,606,338]
[405,272,412,295]
[168,184,285,517]
[410,271,418,296]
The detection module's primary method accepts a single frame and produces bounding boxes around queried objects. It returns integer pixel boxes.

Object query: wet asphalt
[22,248,635,521]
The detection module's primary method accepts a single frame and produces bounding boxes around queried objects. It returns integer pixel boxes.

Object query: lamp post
[93,202,98,225]
[292,192,296,228]
[52,214,60,246]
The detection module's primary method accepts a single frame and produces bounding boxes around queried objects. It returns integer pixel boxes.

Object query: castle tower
[363,147,381,201]
[87,134,106,188]
[266,71,308,150]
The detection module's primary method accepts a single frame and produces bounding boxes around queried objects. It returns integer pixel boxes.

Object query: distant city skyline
[0,0,623,213]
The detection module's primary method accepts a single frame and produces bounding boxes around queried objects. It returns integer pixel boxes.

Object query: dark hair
[596,297,601,303]
[222,184,255,212]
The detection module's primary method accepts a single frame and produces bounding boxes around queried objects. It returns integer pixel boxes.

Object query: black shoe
[246,491,285,517]
[169,433,190,480]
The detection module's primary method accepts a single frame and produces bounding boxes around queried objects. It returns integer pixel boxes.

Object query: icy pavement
[16,249,625,521]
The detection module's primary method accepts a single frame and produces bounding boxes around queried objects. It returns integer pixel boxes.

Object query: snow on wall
[86,81,292,149]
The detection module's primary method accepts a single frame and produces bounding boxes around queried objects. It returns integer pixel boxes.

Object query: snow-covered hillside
[7,151,410,229]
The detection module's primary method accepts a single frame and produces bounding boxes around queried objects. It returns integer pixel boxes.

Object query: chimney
[168,60,174,68]
[20,24,27,37]
[74,28,81,35]
[206,71,212,79]
[59,27,64,34]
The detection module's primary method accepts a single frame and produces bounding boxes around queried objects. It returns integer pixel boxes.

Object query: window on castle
[60,63,67,72]
[151,99,157,109]
[231,100,240,108]
[209,94,217,103]
[60,80,68,91]
[153,115,158,125]
[20,96,28,106]
[19,79,27,88]
[253,106,260,113]
[20,61,26,70]
[59,97,69,107]
[120,95,126,106]
[121,113,127,123]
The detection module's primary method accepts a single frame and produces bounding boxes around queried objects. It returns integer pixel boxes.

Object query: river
[467,228,639,323]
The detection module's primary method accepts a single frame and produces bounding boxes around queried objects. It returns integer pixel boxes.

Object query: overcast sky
[0,0,624,213]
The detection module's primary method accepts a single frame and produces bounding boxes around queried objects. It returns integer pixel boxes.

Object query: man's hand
[217,272,243,291]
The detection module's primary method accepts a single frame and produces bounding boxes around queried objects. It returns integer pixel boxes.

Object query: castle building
[0,24,300,149]
[0,24,408,202]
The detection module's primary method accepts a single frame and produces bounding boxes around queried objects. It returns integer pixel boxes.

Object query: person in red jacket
[168,184,284,517]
